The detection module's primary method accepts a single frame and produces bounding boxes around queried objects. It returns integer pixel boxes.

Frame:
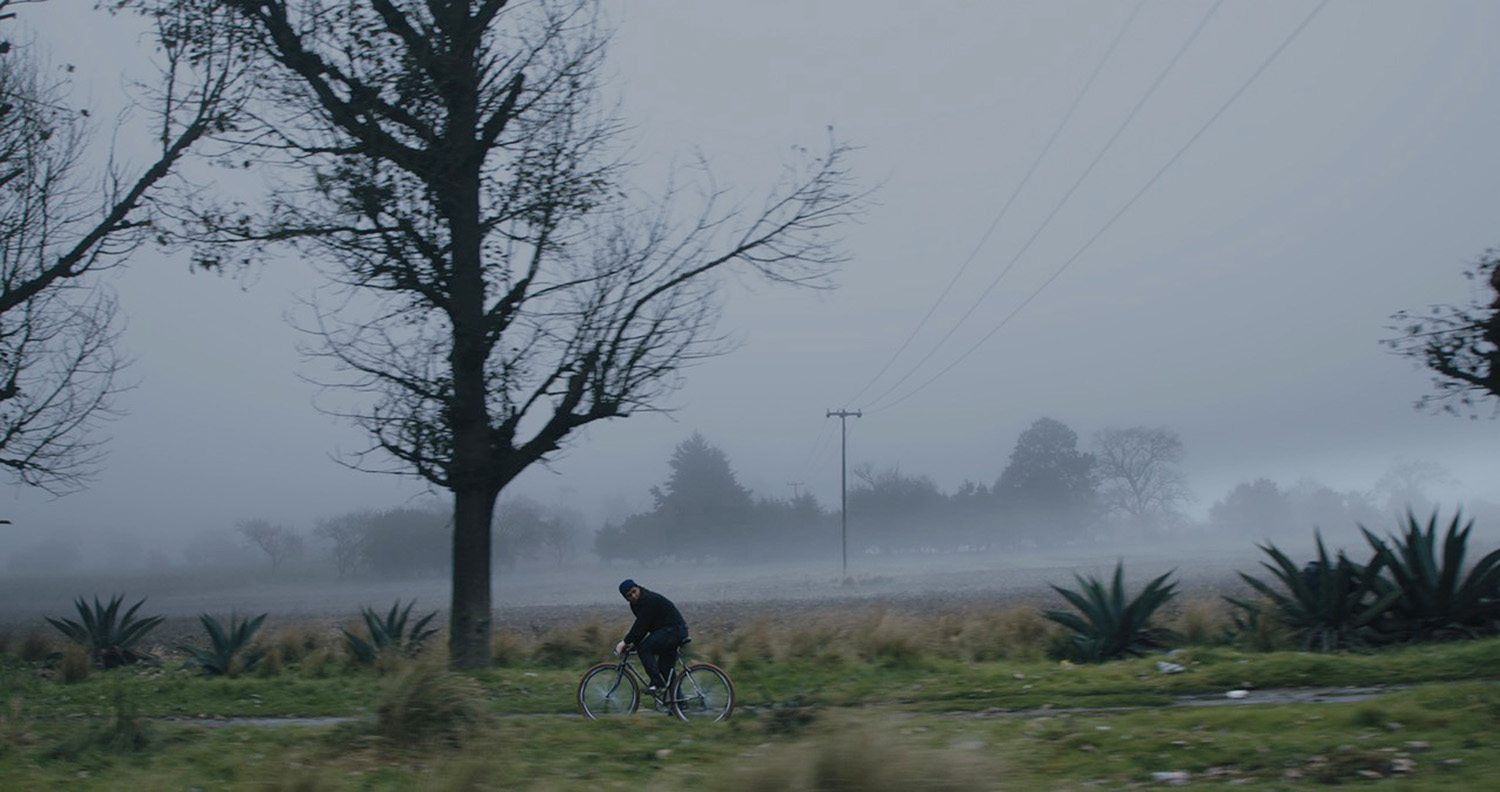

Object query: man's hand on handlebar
[614,640,628,656]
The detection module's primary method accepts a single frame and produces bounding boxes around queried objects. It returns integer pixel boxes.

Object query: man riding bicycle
[614,579,689,694]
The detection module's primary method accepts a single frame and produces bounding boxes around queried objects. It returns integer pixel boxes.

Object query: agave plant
[1042,562,1179,662]
[180,613,268,677]
[1228,535,1402,652]
[343,600,440,664]
[1362,510,1500,640]
[45,595,165,669]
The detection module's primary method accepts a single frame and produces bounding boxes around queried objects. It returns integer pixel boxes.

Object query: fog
[2,2,1500,606]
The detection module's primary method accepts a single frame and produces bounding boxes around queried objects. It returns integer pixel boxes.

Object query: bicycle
[576,637,734,722]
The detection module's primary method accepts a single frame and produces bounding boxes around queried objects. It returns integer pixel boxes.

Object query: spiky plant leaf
[343,599,440,665]
[1042,561,1178,662]
[1362,510,1500,640]
[180,613,268,676]
[1229,535,1401,651]
[45,595,164,669]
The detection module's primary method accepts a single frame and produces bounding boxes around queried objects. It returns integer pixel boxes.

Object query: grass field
[3,598,1498,791]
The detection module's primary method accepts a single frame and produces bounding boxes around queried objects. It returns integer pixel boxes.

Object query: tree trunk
[450,484,499,669]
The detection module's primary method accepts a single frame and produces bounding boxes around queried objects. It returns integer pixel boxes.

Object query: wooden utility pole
[826,409,861,579]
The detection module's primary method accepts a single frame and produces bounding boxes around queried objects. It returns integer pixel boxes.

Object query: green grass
[2,630,1498,789]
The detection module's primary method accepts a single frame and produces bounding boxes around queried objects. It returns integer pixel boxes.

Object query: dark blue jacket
[624,588,686,646]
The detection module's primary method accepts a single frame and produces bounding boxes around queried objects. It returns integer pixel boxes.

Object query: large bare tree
[143,0,863,667]
[1092,426,1190,534]
[1387,251,1500,417]
[0,1,241,492]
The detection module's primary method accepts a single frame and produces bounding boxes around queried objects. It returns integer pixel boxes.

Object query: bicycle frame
[610,648,685,707]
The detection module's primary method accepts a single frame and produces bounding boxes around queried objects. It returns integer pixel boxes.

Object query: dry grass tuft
[264,622,338,666]
[725,617,779,667]
[710,603,1060,667]
[57,643,91,683]
[297,647,341,679]
[249,769,339,792]
[851,609,924,666]
[18,629,52,663]
[491,627,535,667]
[946,605,1058,662]
[531,618,606,666]
[374,657,489,746]
[723,711,1007,792]
[1168,596,1235,646]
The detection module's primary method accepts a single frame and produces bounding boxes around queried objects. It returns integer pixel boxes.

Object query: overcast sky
[3,1,1498,562]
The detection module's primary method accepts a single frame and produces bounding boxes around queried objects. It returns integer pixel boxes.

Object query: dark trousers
[638,625,687,687]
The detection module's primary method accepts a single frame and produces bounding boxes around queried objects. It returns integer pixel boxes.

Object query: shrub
[298,647,339,679]
[19,630,52,663]
[180,613,268,677]
[343,600,439,665]
[722,713,1004,792]
[50,684,153,758]
[532,618,605,666]
[264,622,333,665]
[726,618,778,667]
[951,606,1055,662]
[1169,596,1236,646]
[374,659,488,745]
[851,610,923,666]
[45,595,164,669]
[1043,562,1178,662]
[1361,510,1500,640]
[1228,535,1401,651]
[57,643,91,684]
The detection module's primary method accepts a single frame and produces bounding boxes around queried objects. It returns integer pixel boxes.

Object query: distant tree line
[593,420,1468,563]
[311,499,584,578]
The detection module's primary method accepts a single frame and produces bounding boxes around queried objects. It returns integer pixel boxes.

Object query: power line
[842,0,1148,409]
[871,0,1331,414]
[863,0,1225,413]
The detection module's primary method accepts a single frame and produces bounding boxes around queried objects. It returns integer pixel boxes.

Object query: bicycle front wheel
[670,663,734,722]
[577,662,639,719]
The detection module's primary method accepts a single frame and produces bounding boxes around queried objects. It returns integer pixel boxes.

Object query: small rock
[1150,770,1190,785]
[1225,690,1249,699]
[1156,661,1185,674]
[654,749,673,760]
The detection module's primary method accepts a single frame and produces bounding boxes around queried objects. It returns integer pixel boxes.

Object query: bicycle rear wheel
[670,663,734,722]
[577,662,639,719]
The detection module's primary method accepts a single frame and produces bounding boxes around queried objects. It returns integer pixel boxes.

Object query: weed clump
[50,684,153,759]
[264,622,335,666]
[490,628,532,667]
[375,659,488,746]
[726,618,778,667]
[19,629,52,663]
[1167,596,1236,647]
[852,610,924,667]
[722,712,1005,791]
[532,618,605,666]
[57,643,91,684]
